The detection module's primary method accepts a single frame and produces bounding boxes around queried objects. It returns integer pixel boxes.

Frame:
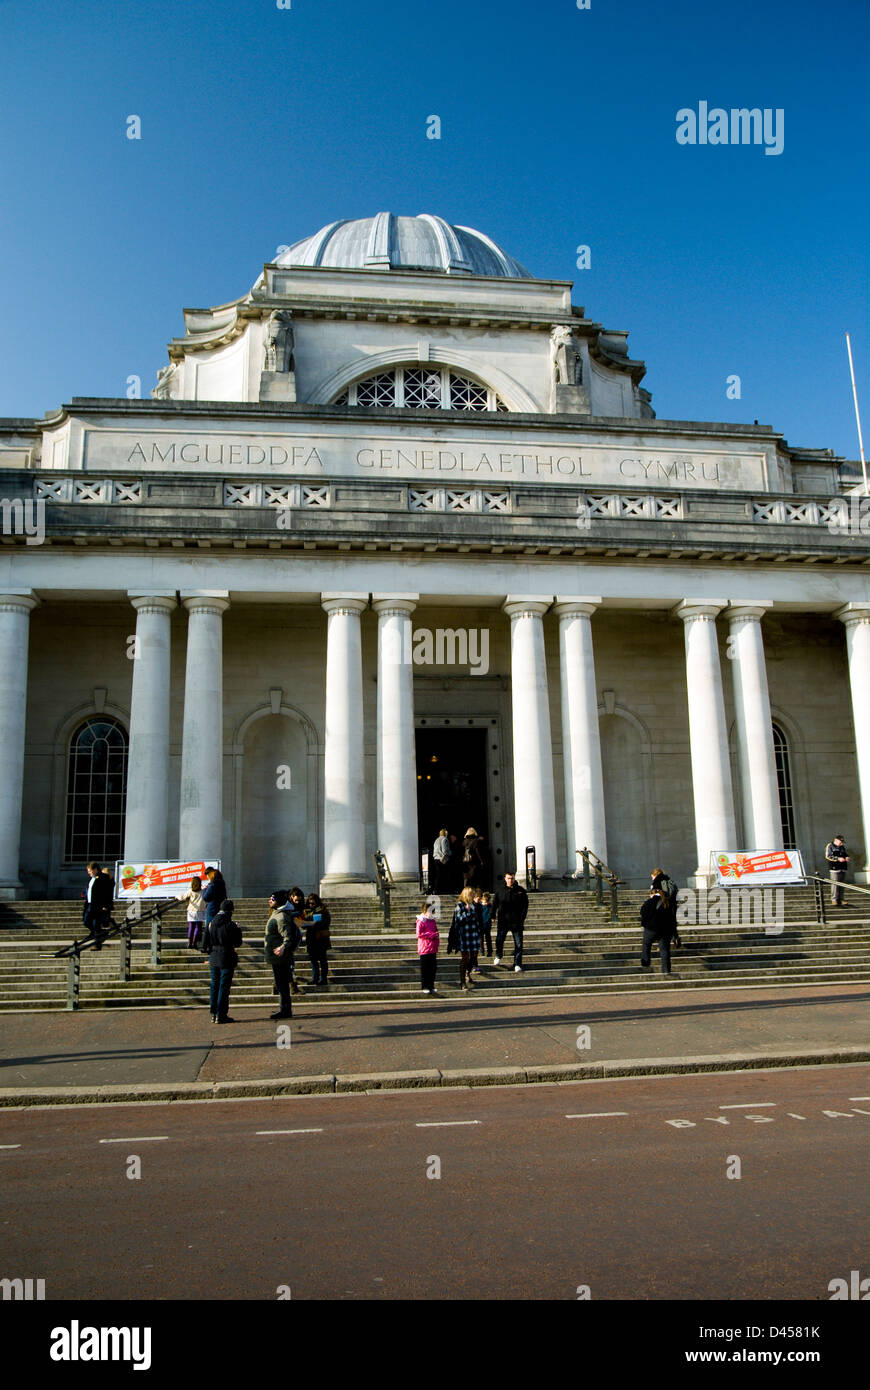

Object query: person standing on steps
[415,899,440,995]
[178,875,206,950]
[305,892,331,988]
[202,899,242,1023]
[492,870,529,972]
[451,887,481,991]
[265,890,294,1019]
[432,829,451,894]
[202,866,228,928]
[825,835,850,907]
[640,888,675,976]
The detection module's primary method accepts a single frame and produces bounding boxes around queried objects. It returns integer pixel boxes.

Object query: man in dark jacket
[202,899,242,1023]
[492,870,529,972]
[83,861,114,950]
[640,889,675,975]
[265,891,294,1019]
[825,836,849,906]
[202,867,228,925]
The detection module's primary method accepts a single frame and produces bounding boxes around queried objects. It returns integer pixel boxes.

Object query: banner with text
[115,859,221,899]
[711,850,805,887]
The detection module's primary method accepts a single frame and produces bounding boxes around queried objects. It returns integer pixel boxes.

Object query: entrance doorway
[415,728,490,888]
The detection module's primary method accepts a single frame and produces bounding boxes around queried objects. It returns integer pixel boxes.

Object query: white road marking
[718,1102,778,1109]
[415,1120,481,1128]
[256,1129,324,1136]
[849,1096,870,1101]
[566,1111,629,1119]
[0,1144,22,1149]
[787,1113,806,1120]
[99,1136,169,1144]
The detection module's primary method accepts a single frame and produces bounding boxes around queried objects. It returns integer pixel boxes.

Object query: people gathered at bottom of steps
[193,877,332,1024]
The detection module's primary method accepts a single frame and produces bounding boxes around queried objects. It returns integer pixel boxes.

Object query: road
[1,1065,869,1301]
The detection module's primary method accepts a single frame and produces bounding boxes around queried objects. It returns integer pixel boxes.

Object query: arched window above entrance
[333,365,509,412]
[64,717,128,865]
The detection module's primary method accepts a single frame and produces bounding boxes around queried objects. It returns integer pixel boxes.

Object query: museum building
[0,212,868,899]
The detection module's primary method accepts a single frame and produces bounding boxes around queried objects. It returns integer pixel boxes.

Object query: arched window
[64,717,129,864]
[772,722,797,849]
[333,365,509,412]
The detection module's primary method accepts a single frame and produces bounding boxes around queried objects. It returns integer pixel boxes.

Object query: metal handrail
[54,898,181,1010]
[807,870,870,926]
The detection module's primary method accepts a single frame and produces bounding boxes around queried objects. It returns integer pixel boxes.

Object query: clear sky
[1,0,867,458]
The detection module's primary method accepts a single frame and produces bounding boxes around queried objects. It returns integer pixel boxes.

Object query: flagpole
[846,333,868,496]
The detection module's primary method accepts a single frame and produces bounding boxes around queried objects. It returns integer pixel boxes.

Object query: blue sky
[1,0,867,458]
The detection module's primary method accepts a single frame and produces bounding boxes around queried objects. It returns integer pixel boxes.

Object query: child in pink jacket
[416,900,440,995]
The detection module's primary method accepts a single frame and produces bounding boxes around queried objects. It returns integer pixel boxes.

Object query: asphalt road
[1,1065,869,1301]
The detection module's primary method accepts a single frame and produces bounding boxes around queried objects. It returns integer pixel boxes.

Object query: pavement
[1,981,869,1105]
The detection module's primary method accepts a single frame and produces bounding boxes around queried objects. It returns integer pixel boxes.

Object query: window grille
[64,718,128,865]
[334,365,507,411]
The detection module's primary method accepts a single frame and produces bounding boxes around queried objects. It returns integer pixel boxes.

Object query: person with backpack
[640,888,676,975]
[265,891,296,1018]
[202,899,243,1023]
[651,867,681,948]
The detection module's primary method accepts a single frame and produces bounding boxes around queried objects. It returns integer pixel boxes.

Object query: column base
[854,869,870,888]
[689,868,719,890]
[318,876,376,899]
[0,882,26,902]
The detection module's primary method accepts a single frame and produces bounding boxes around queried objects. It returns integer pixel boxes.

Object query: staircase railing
[807,871,870,925]
[54,898,181,1010]
[565,848,621,922]
[372,851,394,931]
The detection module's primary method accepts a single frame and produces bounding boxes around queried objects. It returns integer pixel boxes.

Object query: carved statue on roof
[264,312,294,374]
[551,325,583,386]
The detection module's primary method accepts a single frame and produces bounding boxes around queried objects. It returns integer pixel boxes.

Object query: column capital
[672,599,728,623]
[321,592,368,616]
[0,591,39,615]
[724,601,775,623]
[181,591,230,617]
[835,603,870,627]
[553,596,603,619]
[372,593,419,616]
[129,593,177,615]
[503,595,554,620]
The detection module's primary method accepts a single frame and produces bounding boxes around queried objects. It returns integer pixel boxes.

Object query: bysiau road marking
[99,1136,169,1144]
[566,1111,629,1119]
[256,1129,324,1136]
[718,1102,778,1109]
[415,1120,481,1128]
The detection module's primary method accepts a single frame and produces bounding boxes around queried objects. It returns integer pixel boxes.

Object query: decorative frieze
[34,478,143,504]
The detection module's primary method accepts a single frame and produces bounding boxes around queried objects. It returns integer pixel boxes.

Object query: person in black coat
[83,861,114,949]
[492,871,529,972]
[202,899,242,1023]
[640,889,675,975]
[304,893,332,987]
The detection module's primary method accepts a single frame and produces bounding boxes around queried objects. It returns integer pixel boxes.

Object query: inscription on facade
[77,429,766,491]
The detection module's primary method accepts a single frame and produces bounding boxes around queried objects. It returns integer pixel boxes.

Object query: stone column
[0,593,38,899]
[503,597,559,879]
[725,602,783,851]
[321,594,369,888]
[124,594,176,861]
[836,604,870,884]
[674,600,737,885]
[554,598,608,870]
[178,593,229,861]
[373,594,419,881]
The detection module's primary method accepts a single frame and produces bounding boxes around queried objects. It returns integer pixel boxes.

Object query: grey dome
[274,213,532,278]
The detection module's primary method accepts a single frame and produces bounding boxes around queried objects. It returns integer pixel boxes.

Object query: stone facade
[0,214,868,898]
